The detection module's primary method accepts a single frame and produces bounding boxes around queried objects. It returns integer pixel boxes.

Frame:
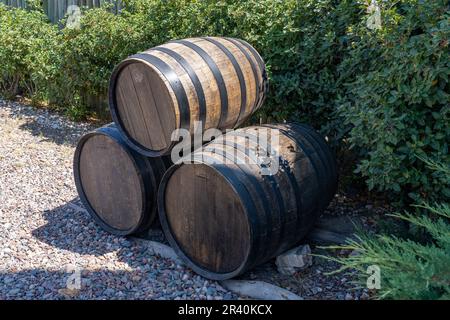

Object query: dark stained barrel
[109,36,268,156]
[73,124,170,236]
[158,123,337,280]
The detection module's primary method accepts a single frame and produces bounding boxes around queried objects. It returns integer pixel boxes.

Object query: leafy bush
[337,0,450,205]
[0,4,59,101]
[48,7,148,117]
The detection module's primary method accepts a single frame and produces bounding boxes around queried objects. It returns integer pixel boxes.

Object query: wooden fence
[1,0,27,8]
[1,0,123,23]
[1,0,124,117]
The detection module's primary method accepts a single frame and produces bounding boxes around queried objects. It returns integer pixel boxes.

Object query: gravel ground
[0,99,377,300]
[0,100,238,300]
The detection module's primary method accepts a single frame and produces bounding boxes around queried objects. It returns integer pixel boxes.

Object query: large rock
[220,280,302,300]
[275,244,312,275]
[132,238,183,265]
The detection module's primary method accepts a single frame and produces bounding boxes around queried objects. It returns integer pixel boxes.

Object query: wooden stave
[268,123,338,206]
[109,37,267,157]
[73,124,167,236]
[158,122,337,279]
[219,128,319,260]
[158,159,258,280]
[216,130,295,261]
[203,141,289,268]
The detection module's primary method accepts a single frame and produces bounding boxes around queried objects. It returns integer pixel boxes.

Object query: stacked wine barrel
[74,37,337,280]
[73,124,170,235]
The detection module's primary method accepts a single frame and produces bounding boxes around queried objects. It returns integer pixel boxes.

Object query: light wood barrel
[158,123,337,280]
[73,124,170,236]
[109,37,268,156]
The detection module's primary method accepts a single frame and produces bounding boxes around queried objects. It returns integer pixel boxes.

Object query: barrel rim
[108,58,177,157]
[157,161,254,280]
[231,38,269,111]
[73,126,150,236]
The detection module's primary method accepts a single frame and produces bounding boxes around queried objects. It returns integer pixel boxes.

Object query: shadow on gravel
[6,104,94,146]
[32,197,124,257]
[22,199,207,300]
[19,121,80,146]
[0,268,174,300]
[31,197,166,263]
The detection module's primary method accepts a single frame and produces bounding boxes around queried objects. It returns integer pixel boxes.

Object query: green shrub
[324,158,450,300]
[337,0,450,204]
[124,0,363,130]
[48,7,148,116]
[0,4,59,101]
[226,0,362,131]
[331,202,450,300]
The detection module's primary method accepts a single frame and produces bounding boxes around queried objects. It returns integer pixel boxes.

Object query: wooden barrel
[73,124,169,236]
[109,37,268,156]
[158,123,337,280]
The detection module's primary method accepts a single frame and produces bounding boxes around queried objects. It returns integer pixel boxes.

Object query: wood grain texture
[164,164,250,273]
[115,62,176,152]
[74,124,169,235]
[78,134,143,231]
[158,123,337,279]
[109,37,267,156]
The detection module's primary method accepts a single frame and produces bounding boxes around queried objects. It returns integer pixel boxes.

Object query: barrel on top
[109,37,268,156]
[73,124,169,236]
[158,123,338,280]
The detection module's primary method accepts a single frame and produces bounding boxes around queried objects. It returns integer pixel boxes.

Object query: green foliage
[50,7,148,113]
[0,4,59,101]
[123,0,364,129]
[324,160,450,300]
[0,0,448,204]
[328,202,450,299]
[227,0,363,131]
[338,0,450,205]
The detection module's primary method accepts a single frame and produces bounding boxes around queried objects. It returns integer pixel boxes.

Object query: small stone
[311,287,322,294]
[58,288,80,298]
[132,275,141,282]
[4,276,14,284]
[275,244,312,275]
[339,249,352,256]
[345,293,353,300]
[103,288,115,296]
[8,289,20,296]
